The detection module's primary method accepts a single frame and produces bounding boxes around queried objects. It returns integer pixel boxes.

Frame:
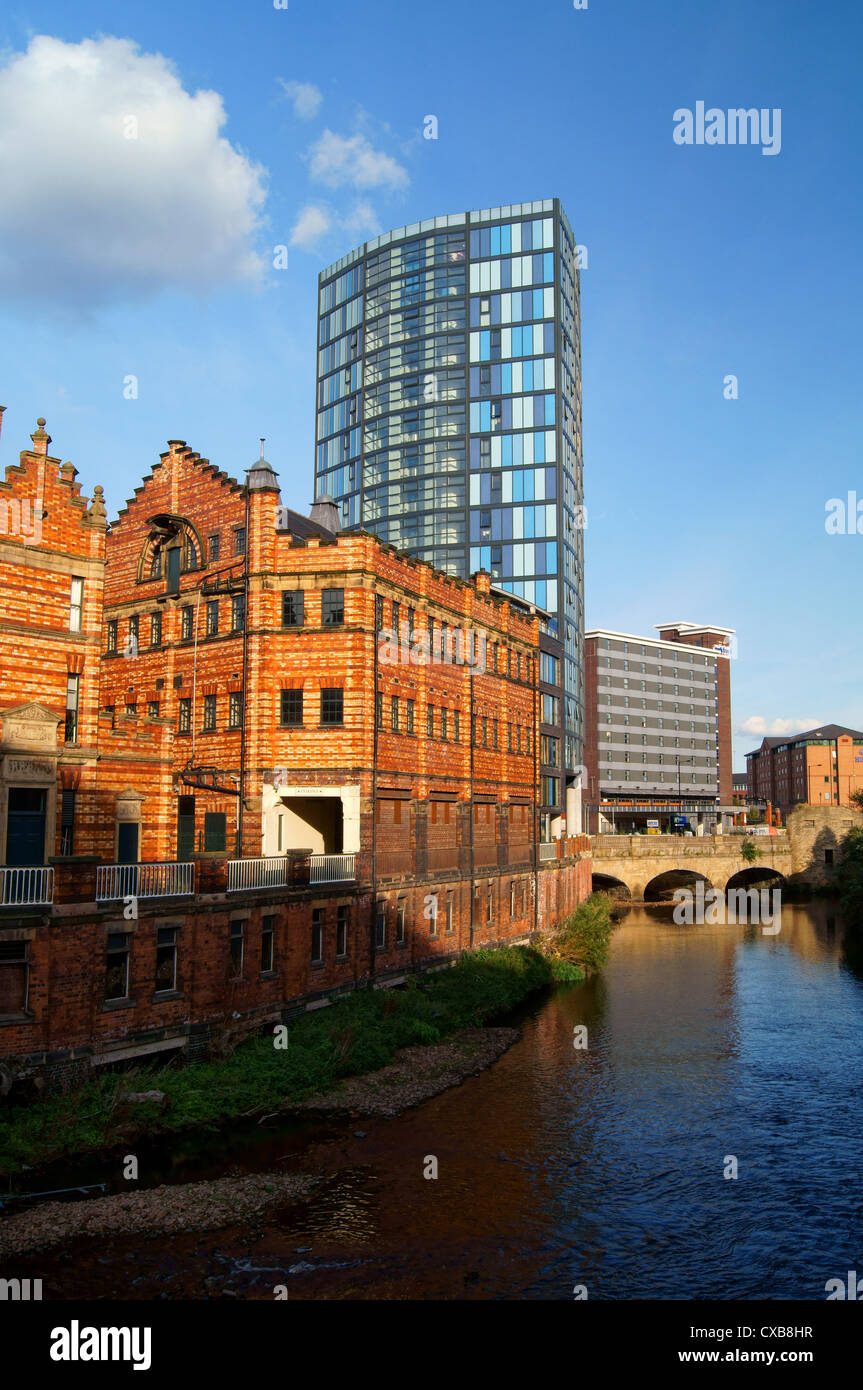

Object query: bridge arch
[724,865,786,894]
[591,872,632,902]
[643,869,714,903]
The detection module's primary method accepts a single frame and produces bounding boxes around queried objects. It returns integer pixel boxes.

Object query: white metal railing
[309,853,357,884]
[227,856,289,893]
[95,862,194,902]
[0,866,54,906]
[539,842,557,861]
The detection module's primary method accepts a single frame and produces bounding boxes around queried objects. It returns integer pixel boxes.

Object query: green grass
[0,945,555,1178]
[546,893,614,977]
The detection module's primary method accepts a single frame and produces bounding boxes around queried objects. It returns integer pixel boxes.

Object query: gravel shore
[292,1026,520,1117]
[0,1171,319,1260]
[0,1025,519,1260]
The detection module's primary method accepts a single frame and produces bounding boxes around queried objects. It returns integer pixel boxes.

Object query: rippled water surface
[24,902,863,1299]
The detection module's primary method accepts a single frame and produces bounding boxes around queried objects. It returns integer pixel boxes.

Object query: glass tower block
[314,199,585,780]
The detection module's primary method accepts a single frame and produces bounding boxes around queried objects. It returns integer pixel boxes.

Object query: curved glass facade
[315,198,585,790]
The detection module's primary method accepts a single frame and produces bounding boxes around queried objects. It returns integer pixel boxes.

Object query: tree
[850,790,863,812]
[741,837,759,864]
[838,826,863,923]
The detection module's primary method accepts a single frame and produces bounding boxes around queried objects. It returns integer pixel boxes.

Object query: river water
[16,901,863,1300]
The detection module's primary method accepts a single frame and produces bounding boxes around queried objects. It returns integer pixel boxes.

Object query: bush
[741,838,759,864]
[838,826,863,924]
[551,893,614,976]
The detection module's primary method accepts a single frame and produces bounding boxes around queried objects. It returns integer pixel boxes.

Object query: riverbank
[0,945,561,1179]
[0,1026,518,1259]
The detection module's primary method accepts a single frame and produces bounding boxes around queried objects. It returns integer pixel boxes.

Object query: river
[13,900,863,1300]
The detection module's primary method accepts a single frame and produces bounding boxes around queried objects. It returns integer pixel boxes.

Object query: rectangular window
[376,692,384,729]
[375,901,386,949]
[441,707,448,741]
[64,673,80,743]
[427,704,434,738]
[486,881,493,924]
[178,697,191,733]
[454,710,460,742]
[208,533,220,562]
[166,546,180,593]
[376,594,385,631]
[234,527,246,555]
[0,940,29,1015]
[473,881,482,926]
[336,905,348,958]
[105,933,130,1002]
[60,788,76,856]
[397,899,407,942]
[282,591,305,627]
[230,921,244,977]
[311,908,324,962]
[492,718,498,749]
[261,916,275,973]
[69,577,84,633]
[427,895,437,938]
[321,688,344,725]
[206,600,219,636]
[406,699,415,734]
[280,690,303,725]
[150,612,162,648]
[204,811,226,852]
[228,692,243,729]
[231,594,245,631]
[392,600,400,632]
[322,588,345,625]
[107,618,117,653]
[203,693,217,730]
[446,893,454,935]
[391,695,399,732]
[540,652,559,684]
[181,606,193,641]
[127,614,139,655]
[155,927,177,994]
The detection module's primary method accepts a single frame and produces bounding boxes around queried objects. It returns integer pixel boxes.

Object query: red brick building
[0,422,590,1088]
[746,724,863,817]
[0,410,108,882]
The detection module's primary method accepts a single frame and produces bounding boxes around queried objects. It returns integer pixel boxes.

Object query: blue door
[5,787,46,865]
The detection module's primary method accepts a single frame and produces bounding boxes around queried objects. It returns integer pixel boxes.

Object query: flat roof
[586,628,728,657]
[654,621,736,636]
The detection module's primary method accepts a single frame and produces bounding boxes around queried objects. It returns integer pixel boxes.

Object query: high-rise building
[584,621,735,833]
[314,198,585,833]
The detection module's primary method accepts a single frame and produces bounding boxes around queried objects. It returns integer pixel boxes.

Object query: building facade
[0,423,591,1087]
[584,621,734,833]
[313,198,585,836]
[0,410,108,876]
[746,724,863,817]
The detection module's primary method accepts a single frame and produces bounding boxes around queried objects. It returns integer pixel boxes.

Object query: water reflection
[21,901,863,1301]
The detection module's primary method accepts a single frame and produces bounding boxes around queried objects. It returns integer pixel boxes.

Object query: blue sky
[1,0,860,770]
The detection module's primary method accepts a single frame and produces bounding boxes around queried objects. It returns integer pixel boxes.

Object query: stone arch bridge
[589,806,862,902]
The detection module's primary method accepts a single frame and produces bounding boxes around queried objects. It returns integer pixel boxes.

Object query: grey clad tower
[314,199,585,832]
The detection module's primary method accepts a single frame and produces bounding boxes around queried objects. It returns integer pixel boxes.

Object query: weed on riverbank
[0,945,558,1177]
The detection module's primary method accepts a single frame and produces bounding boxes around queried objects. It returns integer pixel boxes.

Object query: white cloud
[341,202,381,239]
[278,79,323,120]
[0,35,268,307]
[307,129,408,190]
[289,205,332,248]
[739,716,821,737]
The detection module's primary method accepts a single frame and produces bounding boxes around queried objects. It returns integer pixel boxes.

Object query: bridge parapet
[592,833,790,860]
